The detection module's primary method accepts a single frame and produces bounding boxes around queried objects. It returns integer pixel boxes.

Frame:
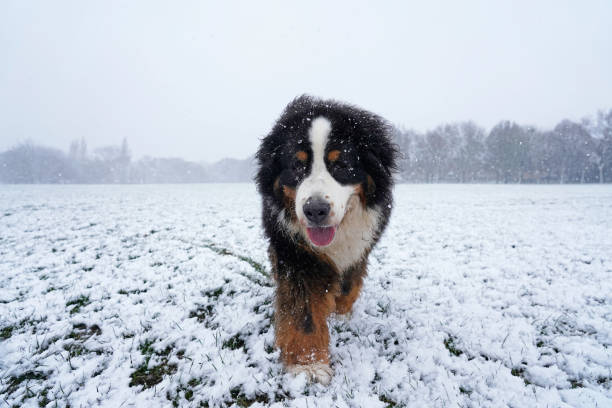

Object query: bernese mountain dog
[255,95,397,384]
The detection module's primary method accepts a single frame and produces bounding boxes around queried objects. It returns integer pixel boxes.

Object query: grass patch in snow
[569,379,584,388]
[0,316,47,340]
[65,295,91,314]
[379,394,403,407]
[201,241,271,283]
[597,376,611,386]
[129,339,178,389]
[1,370,50,404]
[510,366,532,386]
[203,286,224,299]
[459,386,473,395]
[228,387,272,407]
[222,333,246,351]
[189,287,225,328]
[189,304,214,322]
[62,323,104,359]
[1,325,14,340]
[66,322,102,341]
[118,288,148,295]
[168,381,279,408]
[166,378,202,406]
[443,335,463,357]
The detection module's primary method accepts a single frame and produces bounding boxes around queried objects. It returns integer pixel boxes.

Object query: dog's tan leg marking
[275,279,336,384]
[335,274,363,316]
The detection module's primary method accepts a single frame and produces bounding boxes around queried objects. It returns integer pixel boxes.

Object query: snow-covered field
[1,184,611,407]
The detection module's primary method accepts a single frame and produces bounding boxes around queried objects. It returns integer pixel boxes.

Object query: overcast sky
[1,1,611,162]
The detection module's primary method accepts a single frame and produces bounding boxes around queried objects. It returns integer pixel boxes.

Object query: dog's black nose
[303,197,330,225]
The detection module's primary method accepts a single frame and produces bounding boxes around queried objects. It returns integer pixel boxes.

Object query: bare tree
[486,121,530,183]
[583,110,612,183]
[455,122,486,182]
[553,120,594,183]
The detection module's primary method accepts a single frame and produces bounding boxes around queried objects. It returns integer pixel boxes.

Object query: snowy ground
[1,184,611,407]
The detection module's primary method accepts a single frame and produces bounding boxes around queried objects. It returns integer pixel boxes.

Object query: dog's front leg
[274,276,336,385]
[335,260,367,319]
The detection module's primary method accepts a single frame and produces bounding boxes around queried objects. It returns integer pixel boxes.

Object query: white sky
[1,0,611,162]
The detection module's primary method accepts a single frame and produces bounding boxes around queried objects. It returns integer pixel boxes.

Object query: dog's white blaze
[295,116,381,272]
[296,117,354,228]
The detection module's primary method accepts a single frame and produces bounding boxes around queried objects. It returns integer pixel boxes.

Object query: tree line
[0,138,212,184]
[394,109,612,183]
[1,108,611,184]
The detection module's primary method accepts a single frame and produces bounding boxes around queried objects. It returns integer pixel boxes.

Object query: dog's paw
[287,362,333,385]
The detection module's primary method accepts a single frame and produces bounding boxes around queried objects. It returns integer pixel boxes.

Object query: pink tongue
[306,226,336,246]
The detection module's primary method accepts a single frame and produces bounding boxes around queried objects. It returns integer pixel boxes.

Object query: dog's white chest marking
[322,197,380,273]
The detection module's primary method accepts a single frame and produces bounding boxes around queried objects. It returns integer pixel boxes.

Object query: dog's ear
[255,136,283,198]
[273,176,291,201]
[362,150,385,204]
[361,133,398,205]
[364,140,398,183]
[365,174,376,200]
[365,148,391,178]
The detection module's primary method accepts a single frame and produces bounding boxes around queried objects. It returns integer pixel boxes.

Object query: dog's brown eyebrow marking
[296,151,308,162]
[327,150,341,162]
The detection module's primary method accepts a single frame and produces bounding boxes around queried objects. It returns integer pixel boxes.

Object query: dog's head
[256,95,397,247]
